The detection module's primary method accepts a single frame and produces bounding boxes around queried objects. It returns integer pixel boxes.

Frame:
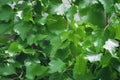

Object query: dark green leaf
[0,5,14,21]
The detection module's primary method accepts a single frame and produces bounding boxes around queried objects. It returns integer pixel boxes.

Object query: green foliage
[25,62,48,79]
[49,58,66,73]
[0,0,120,80]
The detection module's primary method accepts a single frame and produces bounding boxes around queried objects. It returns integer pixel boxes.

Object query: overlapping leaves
[0,0,120,80]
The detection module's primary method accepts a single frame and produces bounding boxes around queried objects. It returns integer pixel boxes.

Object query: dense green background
[0,0,120,80]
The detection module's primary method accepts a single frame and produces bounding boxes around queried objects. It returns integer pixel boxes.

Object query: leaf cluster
[0,0,120,80]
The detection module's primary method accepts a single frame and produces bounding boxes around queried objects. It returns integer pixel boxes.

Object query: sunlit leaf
[85,53,103,62]
[8,42,23,53]
[73,54,87,75]
[99,0,114,13]
[49,58,66,73]
[103,39,119,55]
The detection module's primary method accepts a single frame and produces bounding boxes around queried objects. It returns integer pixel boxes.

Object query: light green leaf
[25,63,48,80]
[93,30,105,52]
[0,63,16,76]
[115,3,120,11]
[115,25,120,40]
[22,5,33,22]
[50,36,61,57]
[27,34,36,45]
[38,15,48,25]
[60,31,71,42]
[66,6,77,19]
[14,22,31,40]
[79,0,90,9]
[73,54,87,75]
[99,0,114,13]
[68,31,81,46]
[8,42,23,53]
[23,49,35,55]
[49,58,66,73]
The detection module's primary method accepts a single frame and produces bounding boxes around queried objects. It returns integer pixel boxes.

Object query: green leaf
[92,29,105,52]
[78,1,106,27]
[115,3,120,11]
[50,0,62,4]
[87,4,105,27]
[27,34,47,45]
[50,36,61,57]
[14,22,32,40]
[22,5,33,22]
[97,67,113,80]
[101,53,111,67]
[49,73,71,80]
[0,5,14,21]
[78,0,90,17]
[60,31,71,42]
[99,0,114,13]
[55,48,71,60]
[0,77,13,80]
[0,0,120,79]
[23,49,36,55]
[25,63,48,80]
[27,34,36,45]
[8,42,23,53]
[0,23,13,35]
[73,72,94,80]
[38,15,48,25]
[68,32,81,46]
[0,0,13,7]
[70,43,82,56]
[0,36,8,43]
[73,54,87,75]
[47,15,67,34]
[66,6,77,19]
[115,25,120,40]
[49,58,66,73]
[0,63,16,76]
